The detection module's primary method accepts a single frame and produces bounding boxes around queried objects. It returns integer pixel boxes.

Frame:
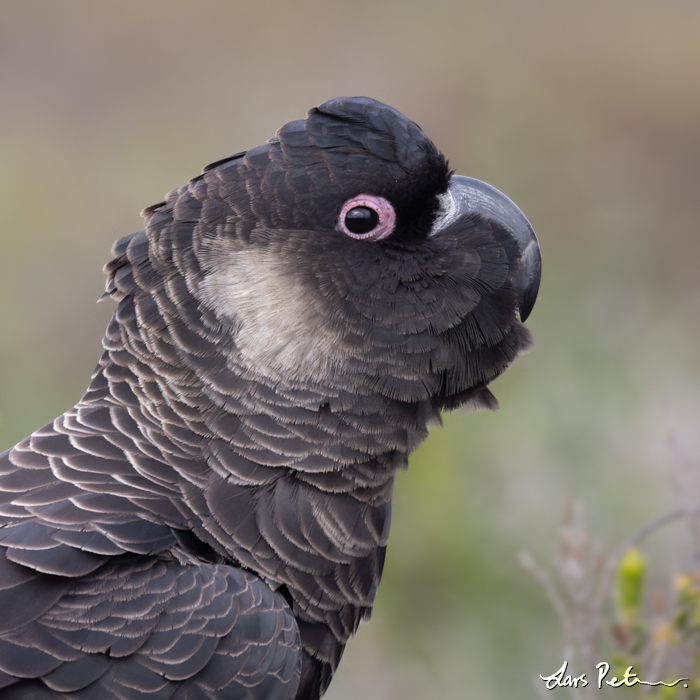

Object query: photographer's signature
[539,661,688,690]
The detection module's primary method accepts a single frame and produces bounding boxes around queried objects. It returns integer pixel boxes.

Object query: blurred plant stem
[522,503,700,699]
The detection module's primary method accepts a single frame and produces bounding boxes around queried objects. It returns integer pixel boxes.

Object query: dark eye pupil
[344,206,379,234]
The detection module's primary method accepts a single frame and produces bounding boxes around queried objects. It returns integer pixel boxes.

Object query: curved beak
[432,175,542,322]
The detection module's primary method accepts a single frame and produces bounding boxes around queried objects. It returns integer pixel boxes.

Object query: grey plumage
[0,97,540,699]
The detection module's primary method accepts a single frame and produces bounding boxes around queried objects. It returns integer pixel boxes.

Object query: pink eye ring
[337,194,396,241]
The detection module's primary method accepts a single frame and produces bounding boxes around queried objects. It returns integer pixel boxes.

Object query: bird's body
[0,97,540,699]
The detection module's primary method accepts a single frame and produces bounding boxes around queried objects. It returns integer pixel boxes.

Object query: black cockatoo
[0,97,540,699]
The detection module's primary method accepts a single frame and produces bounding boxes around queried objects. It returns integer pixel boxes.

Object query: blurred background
[2,1,700,697]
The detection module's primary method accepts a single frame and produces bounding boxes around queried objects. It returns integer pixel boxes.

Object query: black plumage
[0,97,540,699]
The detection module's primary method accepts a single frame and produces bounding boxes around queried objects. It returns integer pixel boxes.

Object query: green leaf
[616,548,647,621]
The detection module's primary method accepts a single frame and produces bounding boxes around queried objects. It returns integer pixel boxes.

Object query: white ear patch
[197,235,346,385]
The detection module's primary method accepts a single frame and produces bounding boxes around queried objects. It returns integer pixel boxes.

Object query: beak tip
[515,236,542,323]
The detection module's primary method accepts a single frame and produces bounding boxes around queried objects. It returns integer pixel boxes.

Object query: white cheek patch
[197,236,345,384]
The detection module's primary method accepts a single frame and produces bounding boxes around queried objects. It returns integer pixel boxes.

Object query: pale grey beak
[432,175,541,321]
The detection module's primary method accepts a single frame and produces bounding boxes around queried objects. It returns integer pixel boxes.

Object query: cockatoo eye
[344,206,378,234]
[337,194,396,241]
